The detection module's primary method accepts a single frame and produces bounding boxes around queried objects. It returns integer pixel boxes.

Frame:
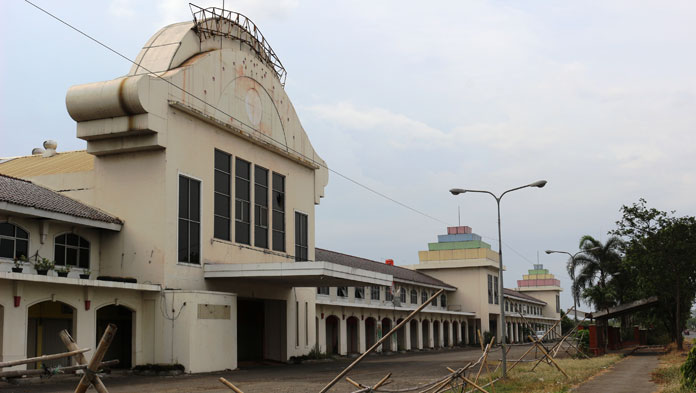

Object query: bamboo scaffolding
[75,323,117,393]
[0,348,90,369]
[0,360,119,379]
[60,329,110,393]
[220,377,245,392]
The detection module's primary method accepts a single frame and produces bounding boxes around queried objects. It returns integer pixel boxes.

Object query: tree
[572,235,623,312]
[612,199,696,350]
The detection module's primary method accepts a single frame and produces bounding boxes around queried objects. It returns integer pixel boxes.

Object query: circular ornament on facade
[245,88,262,127]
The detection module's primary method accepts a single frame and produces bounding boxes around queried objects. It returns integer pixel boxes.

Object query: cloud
[108,0,136,18]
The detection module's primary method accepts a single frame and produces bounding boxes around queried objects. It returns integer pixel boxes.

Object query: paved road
[572,347,662,393]
[0,344,543,393]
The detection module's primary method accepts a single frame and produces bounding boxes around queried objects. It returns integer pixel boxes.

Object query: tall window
[235,159,251,245]
[493,276,499,304]
[254,166,269,248]
[385,287,393,302]
[295,212,308,261]
[371,286,380,300]
[272,173,285,252]
[355,287,364,299]
[556,295,560,313]
[214,150,231,240]
[410,289,418,304]
[440,293,447,308]
[421,290,428,304]
[487,274,493,304]
[0,223,28,260]
[399,288,406,303]
[178,175,200,263]
[430,291,437,306]
[55,234,90,268]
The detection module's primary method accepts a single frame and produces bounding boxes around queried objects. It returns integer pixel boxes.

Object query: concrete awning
[204,261,393,287]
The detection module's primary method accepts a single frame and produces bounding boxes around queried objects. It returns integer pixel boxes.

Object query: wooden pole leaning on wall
[74,323,117,393]
[60,329,110,393]
[319,288,445,393]
[0,348,90,369]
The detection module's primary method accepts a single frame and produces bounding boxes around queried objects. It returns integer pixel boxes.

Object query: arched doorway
[346,317,359,354]
[97,305,133,368]
[365,317,376,348]
[443,321,450,347]
[422,319,430,348]
[27,301,75,369]
[453,321,460,345]
[396,318,405,350]
[409,320,418,350]
[325,315,340,355]
[433,320,440,348]
[381,318,392,352]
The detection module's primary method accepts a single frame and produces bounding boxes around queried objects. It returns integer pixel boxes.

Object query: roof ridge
[0,173,31,183]
[0,149,88,161]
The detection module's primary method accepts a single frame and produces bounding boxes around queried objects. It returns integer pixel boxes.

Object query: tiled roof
[503,288,546,304]
[0,174,122,225]
[315,248,456,290]
[0,151,93,178]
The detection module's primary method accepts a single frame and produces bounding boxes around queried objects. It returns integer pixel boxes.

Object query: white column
[428,320,435,348]
[514,322,519,343]
[318,315,327,353]
[358,318,366,353]
[417,320,424,349]
[464,320,469,344]
[438,320,444,347]
[339,317,347,355]
[456,321,462,344]
[390,320,398,352]
[447,322,454,347]
[404,321,411,351]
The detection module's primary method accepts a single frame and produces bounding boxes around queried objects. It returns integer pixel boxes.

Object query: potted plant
[34,258,54,276]
[79,270,91,279]
[12,255,27,273]
[56,265,71,278]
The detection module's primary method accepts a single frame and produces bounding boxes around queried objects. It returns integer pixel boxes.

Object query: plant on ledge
[55,265,71,277]
[34,258,55,275]
[79,269,91,279]
[12,255,27,273]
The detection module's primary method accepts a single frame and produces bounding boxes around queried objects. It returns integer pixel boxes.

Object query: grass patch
[447,354,622,393]
[653,342,692,393]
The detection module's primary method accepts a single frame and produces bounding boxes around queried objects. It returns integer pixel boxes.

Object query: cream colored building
[0,7,563,374]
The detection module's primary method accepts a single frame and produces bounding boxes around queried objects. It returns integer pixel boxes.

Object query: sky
[2,0,696,312]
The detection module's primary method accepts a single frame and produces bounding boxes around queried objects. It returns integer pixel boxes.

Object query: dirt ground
[1,344,554,393]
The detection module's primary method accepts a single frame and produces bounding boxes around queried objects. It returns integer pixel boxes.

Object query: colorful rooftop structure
[418,226,499,263]
[517,264,561,288]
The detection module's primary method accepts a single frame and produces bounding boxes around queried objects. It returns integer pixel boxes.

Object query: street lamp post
[545,247,600,322]
[450,180,547,377]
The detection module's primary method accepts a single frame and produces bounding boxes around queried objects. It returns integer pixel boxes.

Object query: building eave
[0,201,123,231]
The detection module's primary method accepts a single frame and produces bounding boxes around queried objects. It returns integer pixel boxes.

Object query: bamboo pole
[0,348,90,369]
[319,289,444,393]
[60,330,109,393]
[74,323,117,393]
[526,335,569,379]
[475,331,496,393]
[219,377,245,392]
[0,360,119,379]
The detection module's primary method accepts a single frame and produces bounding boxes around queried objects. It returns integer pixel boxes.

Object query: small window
[385,287,393,302]
[337,287,348,297]
[294,212,308,261]
[317,287,329,295]
[235,159,251,245]
[254,166,269,248]
[440,293,447,308]
[0,223,29,260]
[371,286,380,300]
[410,289,418,304]
[272,173,285,252]
[399,288,406,303]
[487,274,493,304]
[355,287,365,299]
[178,175,201,264]
[421,290,428,304]
[55,234,90,269]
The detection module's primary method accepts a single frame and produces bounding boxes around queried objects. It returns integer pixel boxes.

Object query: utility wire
[24,0,448,226]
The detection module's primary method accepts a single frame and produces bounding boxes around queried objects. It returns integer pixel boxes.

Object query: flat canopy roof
[589,296,659,320]
[204,261,393,287]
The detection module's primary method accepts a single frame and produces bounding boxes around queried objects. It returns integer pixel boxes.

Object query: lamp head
[449,188,466,195]
[545,250,553,254]
[529,180,548,188]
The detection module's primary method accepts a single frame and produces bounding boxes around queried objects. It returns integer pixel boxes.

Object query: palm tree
[573,235,623,312]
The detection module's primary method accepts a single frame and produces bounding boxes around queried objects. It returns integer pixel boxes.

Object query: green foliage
[572,235,623,312]
[482,330,494,345]
[574,329,590,352]
[681,344,696,389]
[560,310,575,335]
[307,343,329,360]
[34,258,54,271]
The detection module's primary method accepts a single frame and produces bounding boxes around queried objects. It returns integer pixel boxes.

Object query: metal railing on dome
[189,3,288,86]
